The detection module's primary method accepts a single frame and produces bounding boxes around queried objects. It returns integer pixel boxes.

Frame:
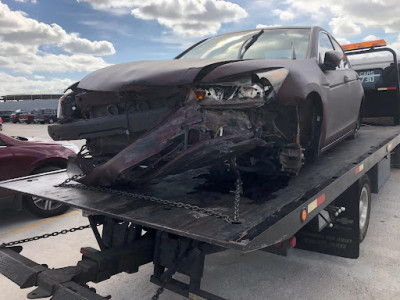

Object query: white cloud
[284,0,400,35]
[335,37,351,45]
[273,9,295,21]
[78,0,248,36]
[329,16,361,36]
[256,24,280,29]
[363,35,378,41]
[15,0,37,3]
[0,53,110,74]
[0,4,115,56]
[388,34,400,57]
[0,72,74,94]
[0,3,115,95]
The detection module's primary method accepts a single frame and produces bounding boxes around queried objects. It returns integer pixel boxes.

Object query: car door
[318,31,358,147]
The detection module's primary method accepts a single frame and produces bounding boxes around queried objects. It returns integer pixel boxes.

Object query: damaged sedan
[49,26,364,187]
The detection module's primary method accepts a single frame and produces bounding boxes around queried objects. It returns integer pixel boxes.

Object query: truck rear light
[289,237,296,248]
[377,87,397,91]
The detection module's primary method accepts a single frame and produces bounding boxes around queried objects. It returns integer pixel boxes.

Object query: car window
[179,28,310,60]
[318,32,334,65]
[331,38,351,69]
[0,138,6,147]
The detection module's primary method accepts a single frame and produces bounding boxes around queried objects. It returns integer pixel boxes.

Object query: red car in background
[19,110,36,124]
[0,133,77,217]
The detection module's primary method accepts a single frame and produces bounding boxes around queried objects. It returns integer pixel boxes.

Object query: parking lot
[1,123,400,300]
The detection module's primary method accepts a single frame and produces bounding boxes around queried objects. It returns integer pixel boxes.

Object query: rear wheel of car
[23,166,69,218]
[350,104,362,139]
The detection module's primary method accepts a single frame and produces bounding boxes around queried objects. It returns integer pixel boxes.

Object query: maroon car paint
[0,133,76,199]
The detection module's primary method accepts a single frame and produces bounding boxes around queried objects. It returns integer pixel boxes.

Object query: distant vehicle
[0,133,78,217]
[34,108,58,124]
[0,117,2,131]
[10,109,25,123]
[0,111,12,122]
[19,110,36,124]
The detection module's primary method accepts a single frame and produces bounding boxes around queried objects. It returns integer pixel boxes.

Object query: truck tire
[23,166,69,218]
[359,175,371,242]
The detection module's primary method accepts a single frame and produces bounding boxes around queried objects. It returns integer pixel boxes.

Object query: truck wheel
[23,166,69,218]
[359,175,371,242]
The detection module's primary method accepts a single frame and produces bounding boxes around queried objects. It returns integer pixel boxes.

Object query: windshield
[179,28,311,60]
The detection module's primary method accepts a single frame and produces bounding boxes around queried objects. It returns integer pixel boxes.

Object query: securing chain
[233,177,242,223]
[56,174,240,224]
[2,225,91,247]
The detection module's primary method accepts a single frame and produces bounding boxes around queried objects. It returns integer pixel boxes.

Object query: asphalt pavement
[0,123,399,300]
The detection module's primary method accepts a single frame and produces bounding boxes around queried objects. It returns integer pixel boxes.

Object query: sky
[0,0,399,95]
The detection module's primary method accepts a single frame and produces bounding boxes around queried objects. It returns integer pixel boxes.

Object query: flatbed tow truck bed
[0,125,399,300]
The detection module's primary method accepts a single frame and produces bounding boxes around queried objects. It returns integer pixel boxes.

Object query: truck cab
[343,40,400,125]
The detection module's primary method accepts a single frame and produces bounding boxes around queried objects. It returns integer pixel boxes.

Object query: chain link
[2,225,91,247]
[56,174,239,224]
[233,178,242,223]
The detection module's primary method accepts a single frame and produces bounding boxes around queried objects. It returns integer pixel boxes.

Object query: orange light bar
[341,39,387,51]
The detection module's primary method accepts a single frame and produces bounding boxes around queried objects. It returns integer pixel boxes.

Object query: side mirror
[323,50,342,70]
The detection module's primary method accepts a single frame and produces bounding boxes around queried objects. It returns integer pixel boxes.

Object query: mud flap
[295,182,360,258]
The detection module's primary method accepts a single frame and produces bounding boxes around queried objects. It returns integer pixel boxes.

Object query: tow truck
[0,40,399,300]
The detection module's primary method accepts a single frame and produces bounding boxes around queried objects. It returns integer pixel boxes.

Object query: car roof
[211,26,322,37]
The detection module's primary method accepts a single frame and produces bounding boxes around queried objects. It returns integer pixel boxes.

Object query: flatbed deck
[1,126,399,251]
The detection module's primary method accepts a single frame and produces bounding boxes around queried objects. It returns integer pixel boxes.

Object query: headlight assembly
[194,68,288,109]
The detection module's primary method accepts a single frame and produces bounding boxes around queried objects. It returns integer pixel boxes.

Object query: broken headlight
[194,68,289,109]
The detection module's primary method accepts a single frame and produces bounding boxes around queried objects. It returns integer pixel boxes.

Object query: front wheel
[23,166,69,218]
[359,175,371,242]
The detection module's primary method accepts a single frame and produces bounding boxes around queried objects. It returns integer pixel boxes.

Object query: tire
[350,107,361,139]
[23,166,69,218]
[359,175,371,242]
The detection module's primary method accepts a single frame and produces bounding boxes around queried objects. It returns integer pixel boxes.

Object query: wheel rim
[359,185,369,230]
[32,196,63,211]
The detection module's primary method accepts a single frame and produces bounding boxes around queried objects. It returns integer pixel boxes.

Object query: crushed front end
[49,61,302,187]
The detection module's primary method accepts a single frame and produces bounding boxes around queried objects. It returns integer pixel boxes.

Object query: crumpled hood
[77,59,235,92]
[77,58,295,92]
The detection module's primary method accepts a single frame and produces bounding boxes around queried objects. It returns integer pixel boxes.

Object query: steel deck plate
[1,126,400,251]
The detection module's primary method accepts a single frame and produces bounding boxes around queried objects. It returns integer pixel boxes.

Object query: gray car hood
[77,59,239,92]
